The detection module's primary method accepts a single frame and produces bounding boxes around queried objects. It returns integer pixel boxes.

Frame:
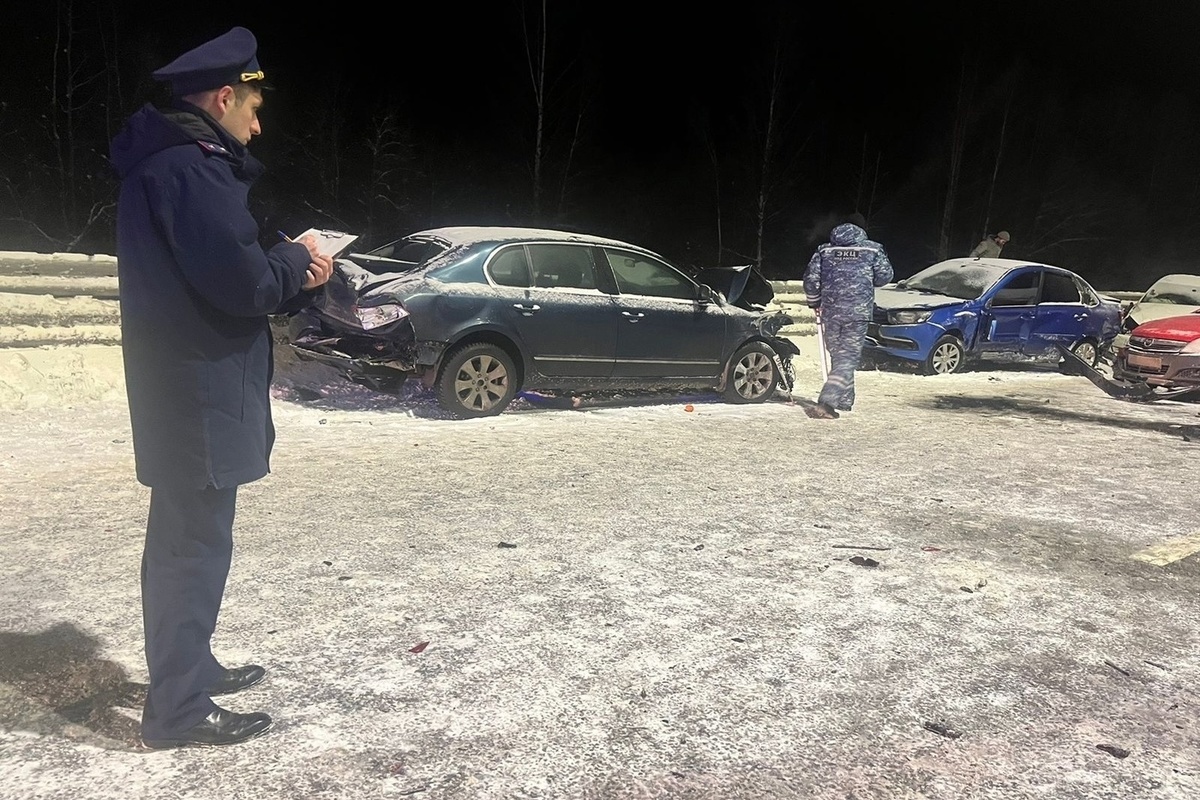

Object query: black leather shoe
[142,707,273,749]
[206,664,266,696]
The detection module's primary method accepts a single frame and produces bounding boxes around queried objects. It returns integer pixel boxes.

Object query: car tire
[723,342,779,403]
[1069,339,1099,368]
[436,342,519,418]
[922,335,966,375]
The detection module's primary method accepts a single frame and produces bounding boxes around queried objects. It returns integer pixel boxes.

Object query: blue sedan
[866,257,1122,375]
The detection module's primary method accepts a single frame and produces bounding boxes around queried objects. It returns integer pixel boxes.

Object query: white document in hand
[295,228,359,258]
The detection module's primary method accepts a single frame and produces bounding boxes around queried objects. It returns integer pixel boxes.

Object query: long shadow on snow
[916,394,1200,441]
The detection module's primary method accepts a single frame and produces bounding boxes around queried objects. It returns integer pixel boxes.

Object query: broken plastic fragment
[923,720,963,739]
[1096,744,1130,759]
[409,641,429,654]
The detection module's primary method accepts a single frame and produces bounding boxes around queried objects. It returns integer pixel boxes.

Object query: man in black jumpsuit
[109,27,333,748]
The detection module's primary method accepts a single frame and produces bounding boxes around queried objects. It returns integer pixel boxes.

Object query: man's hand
[302,253,334,290]
[293,234,333,289]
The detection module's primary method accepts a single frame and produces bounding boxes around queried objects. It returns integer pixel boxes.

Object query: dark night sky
[147,1,1200,148]
[8,1,1200,281]
[67,1,1196,159]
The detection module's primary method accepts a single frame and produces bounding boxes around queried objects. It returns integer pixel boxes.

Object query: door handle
[622,311,645,323]
[513,303,540,316]
[1074,313,1088,320]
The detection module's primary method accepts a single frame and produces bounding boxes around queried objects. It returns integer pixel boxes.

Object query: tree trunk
[520,0,548,222]
[939,60,973,260]
[982,80,1014,238]
[754,45,784,272]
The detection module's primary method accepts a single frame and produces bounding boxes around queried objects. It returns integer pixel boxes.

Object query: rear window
[349,238,450,276]
[1040,272,1082,303]
[488,245,532,287]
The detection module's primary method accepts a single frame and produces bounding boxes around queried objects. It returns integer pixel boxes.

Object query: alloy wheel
[733,351,774,399]
[453,354,509,413]
[931,342,962,374]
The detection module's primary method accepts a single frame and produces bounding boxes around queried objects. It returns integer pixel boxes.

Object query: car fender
[954,308,983,350]
[436,321,527,373]
[719,335,798,392]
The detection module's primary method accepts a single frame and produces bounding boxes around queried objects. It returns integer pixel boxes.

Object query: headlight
[355,303,409,330]
[888,309,932,324]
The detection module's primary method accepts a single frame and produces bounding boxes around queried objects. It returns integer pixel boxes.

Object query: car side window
[1073,277,1098,305]
[528,244,598,290]
[603,248,695,300]
[990,271,1040,307]
[1041,272,1083,303]
[488,245,532,287]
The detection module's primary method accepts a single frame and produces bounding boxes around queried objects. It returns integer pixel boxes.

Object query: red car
[1114,310,1200,389]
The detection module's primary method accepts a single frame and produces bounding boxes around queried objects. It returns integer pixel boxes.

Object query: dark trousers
[818,316,869,411]
[140,483,237,739]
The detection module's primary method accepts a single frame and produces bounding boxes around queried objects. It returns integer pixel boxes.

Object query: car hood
[1131,311,1200,342]
[874,286,965,310]
[1126,301,1200,327]
[693,265,775,309]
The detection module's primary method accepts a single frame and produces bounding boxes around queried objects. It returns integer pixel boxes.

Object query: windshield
[903,262,1007,300]
[348,238,450,276]
[1144,280,1200,306]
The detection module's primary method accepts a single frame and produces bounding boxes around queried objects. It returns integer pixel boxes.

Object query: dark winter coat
[803,223,894,321]
[110,102,316,489]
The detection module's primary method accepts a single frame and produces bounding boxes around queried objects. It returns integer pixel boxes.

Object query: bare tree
[515,0,590,225]
[938,59,975,260]
[741,19,805,274]
[361,110,421,237]
[50,0,110,235]
[518,0,549,221]
[555,92,590,220]
[981,65,1022,238]
[1023,156,1121,258]
[854,134,885,225]
[703,122,724,265]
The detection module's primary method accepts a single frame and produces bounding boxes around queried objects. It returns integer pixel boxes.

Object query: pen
[277,230,293,243]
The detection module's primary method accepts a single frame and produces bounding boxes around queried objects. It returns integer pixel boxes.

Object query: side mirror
[697,284,717,305]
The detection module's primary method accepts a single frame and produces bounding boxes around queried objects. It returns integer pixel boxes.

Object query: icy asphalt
[2,343,1200,799]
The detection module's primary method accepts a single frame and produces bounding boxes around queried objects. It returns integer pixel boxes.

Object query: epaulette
[196,140,231,156]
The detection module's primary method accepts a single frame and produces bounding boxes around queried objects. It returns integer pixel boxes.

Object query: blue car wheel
[1069,340,1098,368]
[922,335,965,375]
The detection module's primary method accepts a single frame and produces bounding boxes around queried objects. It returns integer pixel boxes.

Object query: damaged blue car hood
[874,286,966,310]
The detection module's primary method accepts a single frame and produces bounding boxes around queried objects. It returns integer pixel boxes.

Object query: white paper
[293,228,359,258]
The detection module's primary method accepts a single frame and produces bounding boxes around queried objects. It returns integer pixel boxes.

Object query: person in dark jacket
[109,26,333,749]
[802,222,894,419]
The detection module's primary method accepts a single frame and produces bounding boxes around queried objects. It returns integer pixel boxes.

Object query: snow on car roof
[946,256,1063,270]
[410,226,653,252]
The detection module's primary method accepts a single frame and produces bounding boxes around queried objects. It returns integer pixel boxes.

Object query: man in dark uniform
[109,27,334,748]
[802,222,894,419]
